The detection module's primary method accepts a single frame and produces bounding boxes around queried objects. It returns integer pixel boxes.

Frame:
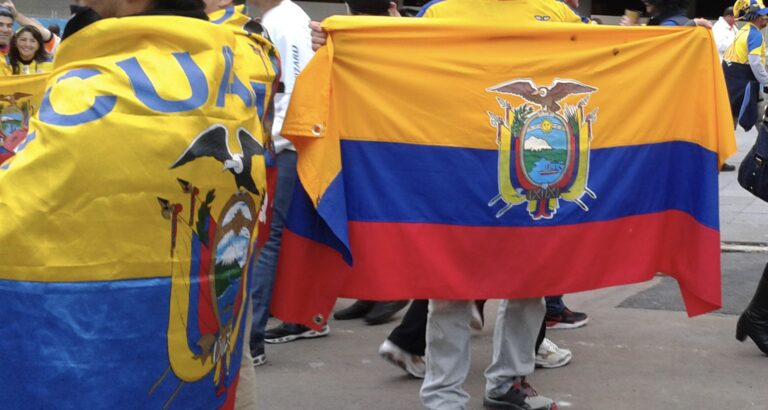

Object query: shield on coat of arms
[519,112,572,188]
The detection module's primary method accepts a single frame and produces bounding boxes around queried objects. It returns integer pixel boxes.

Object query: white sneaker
[535,338,572,369]
[378,340,426,378]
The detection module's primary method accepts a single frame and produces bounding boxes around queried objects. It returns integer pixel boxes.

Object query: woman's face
[16,32,39,61]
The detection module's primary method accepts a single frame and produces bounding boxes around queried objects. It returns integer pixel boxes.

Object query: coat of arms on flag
[487,79,598,220]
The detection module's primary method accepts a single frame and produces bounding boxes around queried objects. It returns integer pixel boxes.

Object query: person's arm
[686,18,713,28]
[748,54,768,86]
[1,0,53,42]
[746,28,768,87]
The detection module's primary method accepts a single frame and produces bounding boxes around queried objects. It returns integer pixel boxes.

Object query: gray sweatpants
[420,298,545,410]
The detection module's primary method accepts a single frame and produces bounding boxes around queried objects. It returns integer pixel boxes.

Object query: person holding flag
[308,1,582,409]
[0,0,277,408]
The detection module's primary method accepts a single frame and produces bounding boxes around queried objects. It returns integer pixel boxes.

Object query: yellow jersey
[724,22,765,65]
[9,58,54,75]
[417,0,583,23]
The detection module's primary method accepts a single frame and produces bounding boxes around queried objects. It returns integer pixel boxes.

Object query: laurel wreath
[510,104,534,137]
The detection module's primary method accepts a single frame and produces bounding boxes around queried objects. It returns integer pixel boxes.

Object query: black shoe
[545,307,588,329]
[264,322,330,344]
[333,300,375,320]
[736,263,768,355]
[364,301,409,325]
[721,163,736,172]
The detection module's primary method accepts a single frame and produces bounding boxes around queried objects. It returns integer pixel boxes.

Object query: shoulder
[416,0,447,17]
[660,15,689,26]
[546,1,583,23]
[747,24,765,48]
[262,2,310,34]
[265,1,309,22]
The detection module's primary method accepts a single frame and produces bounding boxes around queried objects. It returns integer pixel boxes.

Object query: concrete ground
[253,128,768,409]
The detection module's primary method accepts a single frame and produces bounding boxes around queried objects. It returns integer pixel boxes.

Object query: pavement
[253,128,768,410]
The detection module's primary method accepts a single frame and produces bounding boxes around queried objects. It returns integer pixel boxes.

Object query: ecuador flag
[271,17,736,327]
[0,73,46,164]
[0,13,277,410]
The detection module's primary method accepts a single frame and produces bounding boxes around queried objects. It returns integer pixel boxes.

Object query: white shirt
[261,0,315,153]
[712,17,738,61]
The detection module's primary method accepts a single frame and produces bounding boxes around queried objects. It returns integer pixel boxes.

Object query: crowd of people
[1,0,767,409]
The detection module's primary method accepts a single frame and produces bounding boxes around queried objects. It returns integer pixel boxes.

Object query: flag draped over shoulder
[271,17,736,327]
[0,13,276,409]
[0,73,46,164]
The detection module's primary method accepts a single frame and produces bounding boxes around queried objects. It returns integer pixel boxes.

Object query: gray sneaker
[520,378,557,410]
[484,378,557,410]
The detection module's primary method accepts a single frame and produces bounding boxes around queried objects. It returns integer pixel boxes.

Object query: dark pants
[723,61,759,131]
[387,299,428,356]
[545,295,565,315]
[536,318,546,352]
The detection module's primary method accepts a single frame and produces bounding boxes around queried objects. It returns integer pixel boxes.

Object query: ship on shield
[486,79,599,220]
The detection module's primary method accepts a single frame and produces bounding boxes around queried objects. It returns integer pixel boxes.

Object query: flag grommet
[311,124,324,136]
[313,314,324,325]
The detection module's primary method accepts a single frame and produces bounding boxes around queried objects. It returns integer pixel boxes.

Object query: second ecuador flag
[272,17,736,326]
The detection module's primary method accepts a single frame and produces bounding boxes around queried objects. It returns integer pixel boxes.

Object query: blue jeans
[545,295,565,315]
[250,150,298,349]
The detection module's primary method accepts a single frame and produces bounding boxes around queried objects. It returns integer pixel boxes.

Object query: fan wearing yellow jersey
[723,0,768,130]
[7,26,53,75]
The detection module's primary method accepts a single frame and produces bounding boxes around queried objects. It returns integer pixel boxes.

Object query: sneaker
[334,300,375,320]
[364,301,409,325]
[377,339,426,378]
[545,308,588,330]
[470,300,485,331]
[264,323,330,344]
[520,378,558,410]
[535,338,572,369]
[720,162,736,172]
[484,377,557,410]
[251,344,266,367]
